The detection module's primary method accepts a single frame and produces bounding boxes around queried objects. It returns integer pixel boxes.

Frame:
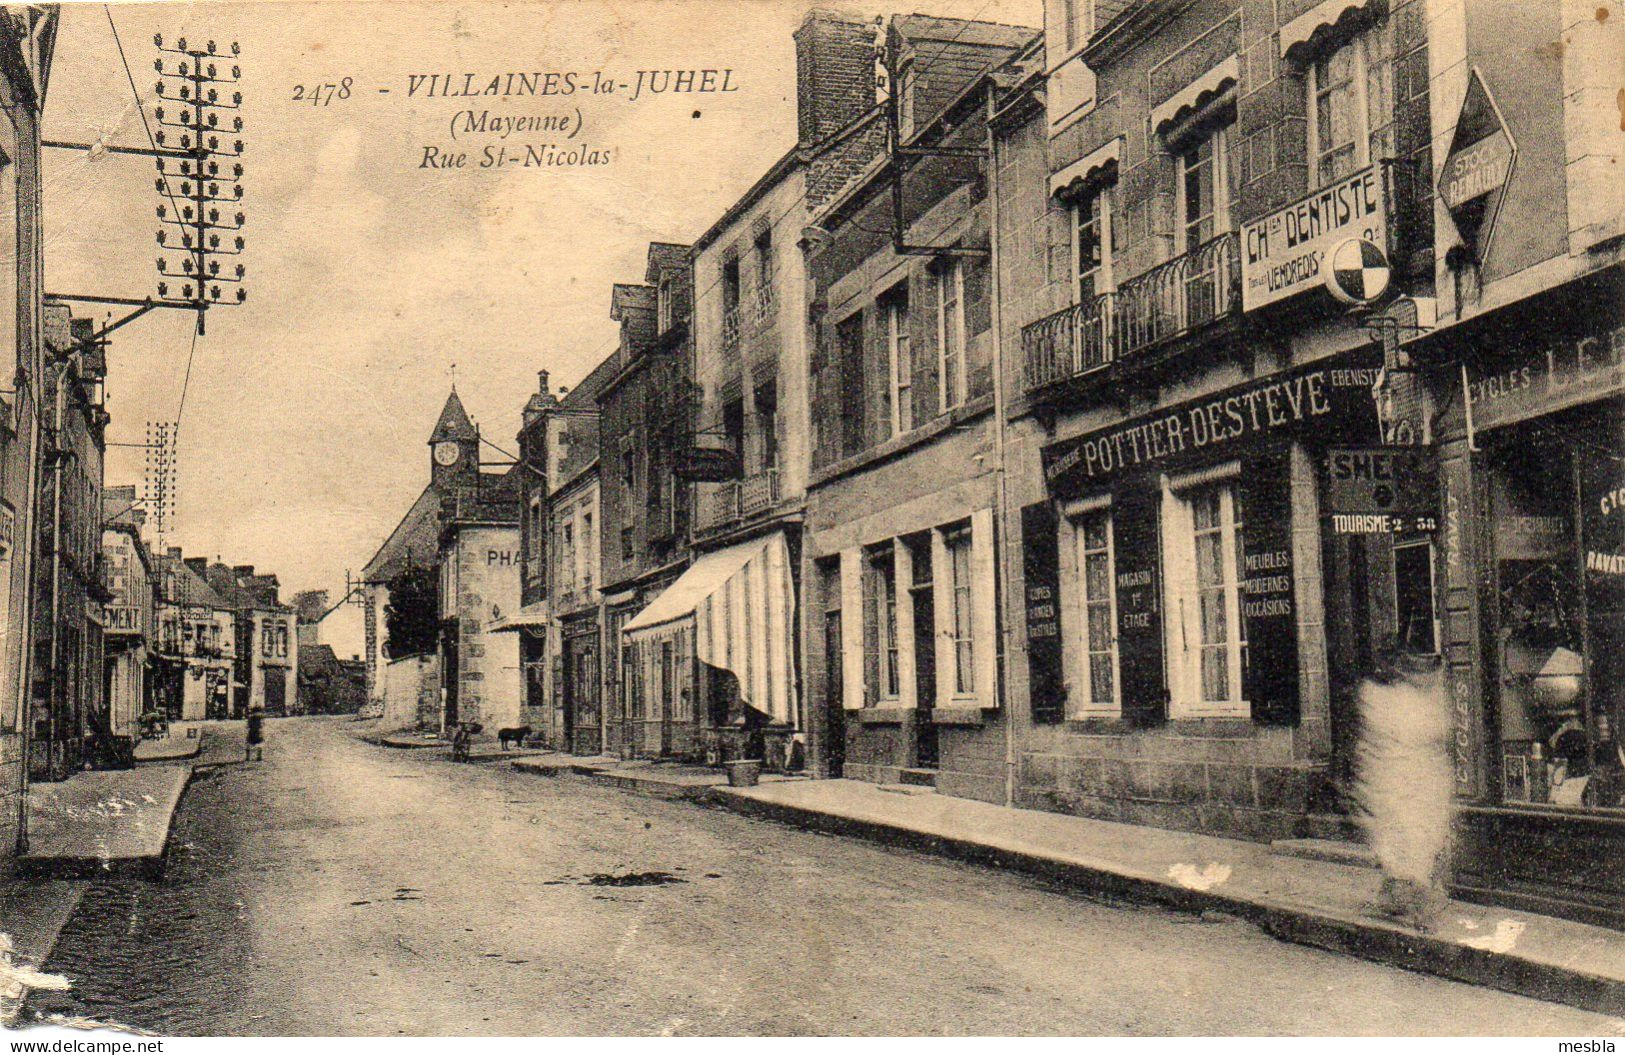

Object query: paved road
[26,718,1625,1036]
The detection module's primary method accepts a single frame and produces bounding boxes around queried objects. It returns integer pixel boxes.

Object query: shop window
[1392,539,1438,654]
[1163,466,1248,717]
[1066,502,1119,716]
[1490,419,1624,812]
[945,526,975,696]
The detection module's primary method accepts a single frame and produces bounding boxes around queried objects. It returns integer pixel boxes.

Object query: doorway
[823,608,844,778]
[912,585,938,769]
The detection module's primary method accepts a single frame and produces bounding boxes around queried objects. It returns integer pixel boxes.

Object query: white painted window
[1163,465,1248,717]
[1307,37,1370,188]
[885,290,912,435]
[1073,184,1114,301]
[946,526,975,696]
[937,262,966,412]
[1176,126,1231,253]
[1066,501,1119,716]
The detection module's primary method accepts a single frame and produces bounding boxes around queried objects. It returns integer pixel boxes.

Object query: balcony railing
[694,468,779,533]
[721,306,741,354]
[751,280,776,327]
[1023,232,1240,393]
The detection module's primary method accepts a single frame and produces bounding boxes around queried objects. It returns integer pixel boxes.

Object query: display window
[1488,402,1624,811]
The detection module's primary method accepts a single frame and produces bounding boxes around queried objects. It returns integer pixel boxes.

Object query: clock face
[433,441,461,467]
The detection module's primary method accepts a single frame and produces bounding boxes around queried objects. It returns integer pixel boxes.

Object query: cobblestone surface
[22,718,1625,1036]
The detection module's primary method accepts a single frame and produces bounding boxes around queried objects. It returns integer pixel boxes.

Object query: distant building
[598,249,698,759]
[206,563,297,717]
[101,486,154,745]
[153,551,235,722]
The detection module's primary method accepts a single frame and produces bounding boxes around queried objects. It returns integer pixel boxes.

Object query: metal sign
[1324,446,1439,534]
[1241,165,1386,312]
[673,446,741,482]
[1324,238,1391,305]
[1438,67,1516,260]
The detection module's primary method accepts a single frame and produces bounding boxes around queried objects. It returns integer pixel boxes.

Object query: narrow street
[25,719,1623,1036]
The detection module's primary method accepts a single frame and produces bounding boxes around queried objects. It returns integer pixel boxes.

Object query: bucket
[724,759,762,788]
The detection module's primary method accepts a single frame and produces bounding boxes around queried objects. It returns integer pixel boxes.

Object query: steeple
[428,388,480,488]
[430,388,478,444]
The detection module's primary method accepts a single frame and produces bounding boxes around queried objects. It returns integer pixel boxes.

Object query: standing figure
[1355,639,1453,929]
[245,706,265,762]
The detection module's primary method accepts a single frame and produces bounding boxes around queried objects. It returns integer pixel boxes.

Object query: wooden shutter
[1240,444,1300,725]
[1114,481,1167,727]
[909,265,939,424]
[866,305,891,447]
[1021,501,1064,724]
[964,255,994,400]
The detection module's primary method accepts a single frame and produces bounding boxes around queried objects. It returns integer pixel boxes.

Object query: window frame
[884,288,912,436]
[1064,497,1121,717]
[1175,125,1232,255]
[937,261,967,413]
[1162,464,1249,719]
[1072,183,1114,302]
[945,525,975,697]
[1305,37,1371,190]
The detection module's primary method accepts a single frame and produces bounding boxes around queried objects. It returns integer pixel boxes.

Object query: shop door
[823,610,844,778]
[264,673,286,716]
[912,586,938,769]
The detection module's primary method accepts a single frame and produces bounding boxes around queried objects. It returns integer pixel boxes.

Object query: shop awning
[487,603,550,634]
[622,532,797,725]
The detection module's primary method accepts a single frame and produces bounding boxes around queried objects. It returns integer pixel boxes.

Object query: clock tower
[429,388,480,489]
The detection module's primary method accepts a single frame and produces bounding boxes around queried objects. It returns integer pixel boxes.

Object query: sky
[42,0,1040,657]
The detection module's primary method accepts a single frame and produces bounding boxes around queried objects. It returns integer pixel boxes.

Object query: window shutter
[1021,501,1065,724]
[963,255,994,399]
[1240,444,1299,725]
[909,266,939,424]
[866,306,891,445]
[1114,481,1167,727]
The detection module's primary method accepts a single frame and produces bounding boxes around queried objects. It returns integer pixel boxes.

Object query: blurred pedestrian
[1355,636,1452,930]
[246,705,265,762]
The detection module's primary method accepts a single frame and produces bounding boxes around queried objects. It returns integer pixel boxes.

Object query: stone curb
[14,763,200,883]
[703,787,1625,1018]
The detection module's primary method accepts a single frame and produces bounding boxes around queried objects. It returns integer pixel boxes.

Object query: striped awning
[622,531,797,725]
[487,603,549,633]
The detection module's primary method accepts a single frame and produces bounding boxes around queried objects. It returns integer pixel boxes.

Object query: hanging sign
[1438,68,1516,259]
[1241,165,1387,311]
[1324,238,1391,305]
[1324,446,1439,533]
[673,446,741,482]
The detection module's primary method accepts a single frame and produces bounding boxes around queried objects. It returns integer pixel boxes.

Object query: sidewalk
[706,778,1625,1017]
[514,753,802,800]
[16,764,194,880]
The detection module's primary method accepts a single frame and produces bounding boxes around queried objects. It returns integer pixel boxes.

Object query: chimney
[184,557,207,574]
[167,546,182,560]
[795,10,889,212]
[794,10,877,147]
[233,564,255,579]
[537,370,550,394]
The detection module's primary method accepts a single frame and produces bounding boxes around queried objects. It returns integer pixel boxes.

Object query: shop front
[621,532,799,767]
[1421,271,1625,927]
[1019,347,1386,840]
